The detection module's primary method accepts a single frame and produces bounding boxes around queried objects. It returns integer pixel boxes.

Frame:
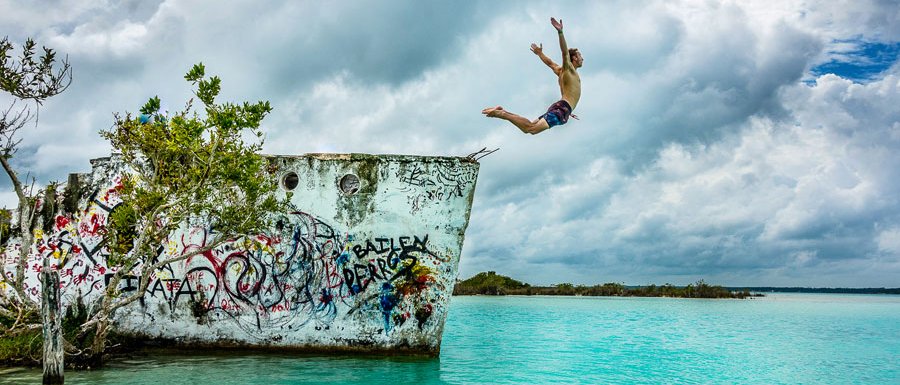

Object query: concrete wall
[2,153,479,354]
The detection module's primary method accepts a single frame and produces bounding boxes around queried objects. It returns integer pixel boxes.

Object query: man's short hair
[568,48,579,61]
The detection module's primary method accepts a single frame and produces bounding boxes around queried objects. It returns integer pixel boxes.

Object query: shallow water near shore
[2,293,898,384]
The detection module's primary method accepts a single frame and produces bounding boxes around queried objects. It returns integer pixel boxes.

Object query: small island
[453,271,761,299]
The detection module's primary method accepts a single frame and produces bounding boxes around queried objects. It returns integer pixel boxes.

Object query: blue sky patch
[810,40,900,83]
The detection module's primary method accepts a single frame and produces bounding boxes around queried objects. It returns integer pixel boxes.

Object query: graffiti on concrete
[10,196,450,337]
[20,203,449,336]
[3,154,477,352]
[398,163,477,214]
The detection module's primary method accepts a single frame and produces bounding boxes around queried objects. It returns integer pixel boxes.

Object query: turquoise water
[2,293,898,384]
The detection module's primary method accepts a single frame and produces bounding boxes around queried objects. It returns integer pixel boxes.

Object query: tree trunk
[41,259,64,385]
[91,317,109,363]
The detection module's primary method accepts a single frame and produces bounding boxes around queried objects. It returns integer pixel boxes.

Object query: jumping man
[482,17,583,135]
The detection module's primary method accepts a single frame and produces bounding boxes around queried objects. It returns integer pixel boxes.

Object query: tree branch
[80,236,232,332]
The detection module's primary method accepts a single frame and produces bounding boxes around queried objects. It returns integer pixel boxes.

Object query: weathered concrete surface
[2,153,479,354]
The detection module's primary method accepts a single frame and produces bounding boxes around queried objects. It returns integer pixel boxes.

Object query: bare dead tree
[1,36,72,384]
[0,35,72,318]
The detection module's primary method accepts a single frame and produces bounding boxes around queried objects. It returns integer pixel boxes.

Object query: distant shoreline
[452,271,900,298]
[730,287,900,295]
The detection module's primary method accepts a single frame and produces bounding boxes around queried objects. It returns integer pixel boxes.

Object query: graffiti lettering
[3,161,465,344]
[342,235,434,295]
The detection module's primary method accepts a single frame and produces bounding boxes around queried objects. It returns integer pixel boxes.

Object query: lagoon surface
[1,293,898,384]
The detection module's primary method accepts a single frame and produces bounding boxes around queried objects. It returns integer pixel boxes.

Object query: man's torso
[558,69,581,109]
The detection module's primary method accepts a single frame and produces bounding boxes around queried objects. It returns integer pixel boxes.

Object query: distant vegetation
[453,272,760,299]
[738,287,900,295]
[452,271,532,295]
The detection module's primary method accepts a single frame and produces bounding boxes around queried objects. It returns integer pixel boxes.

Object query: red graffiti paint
[102,177,125,202]
[79,213,103,236]
[256,234,277,247]
[166,280,181,291]
[55,215,69,230]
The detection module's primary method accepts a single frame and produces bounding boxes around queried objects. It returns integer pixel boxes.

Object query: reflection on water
[1,352,444,385]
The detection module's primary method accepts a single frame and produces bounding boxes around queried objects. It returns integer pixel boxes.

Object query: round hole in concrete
[282,172,299,191]
[339,174,360,195]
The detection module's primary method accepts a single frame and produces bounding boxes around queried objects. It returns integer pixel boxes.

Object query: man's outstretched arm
[551,17,571,69]
[531,43,561,75]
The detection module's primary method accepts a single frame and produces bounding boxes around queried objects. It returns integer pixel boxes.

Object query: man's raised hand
[551,17,563,32]
[530,43,543,55]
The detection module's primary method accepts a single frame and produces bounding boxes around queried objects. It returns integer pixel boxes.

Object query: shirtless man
[482,17,583,135]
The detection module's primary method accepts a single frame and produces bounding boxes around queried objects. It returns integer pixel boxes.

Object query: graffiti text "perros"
[342,235,432,295]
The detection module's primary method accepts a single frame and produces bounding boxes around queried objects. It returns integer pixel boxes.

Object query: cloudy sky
[2,0,899,287]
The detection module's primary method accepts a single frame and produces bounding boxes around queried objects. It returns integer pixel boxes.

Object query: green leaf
[140,96,161,115]
[184,63,205,83]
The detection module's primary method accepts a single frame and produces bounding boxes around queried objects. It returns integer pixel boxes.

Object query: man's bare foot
[481,106,505,118]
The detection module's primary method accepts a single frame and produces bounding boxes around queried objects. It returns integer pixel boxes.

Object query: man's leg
[482,106,550,135]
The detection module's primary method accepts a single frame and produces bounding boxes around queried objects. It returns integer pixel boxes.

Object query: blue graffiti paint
[336,250,350,266]
[319,288,333,305]
[379,282,398,334]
